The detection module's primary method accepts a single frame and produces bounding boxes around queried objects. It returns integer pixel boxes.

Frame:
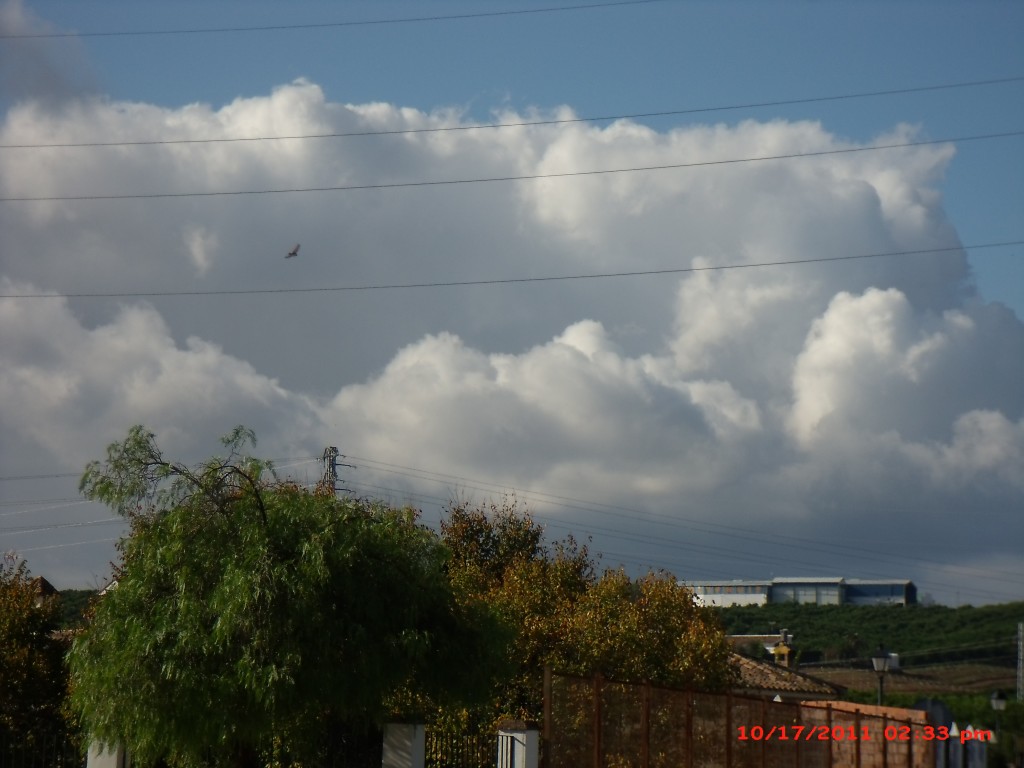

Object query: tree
[556,569,735,691]
[0,554,72,745]
[442,499,594,722]
[70,426,503,768]
[440,500,735,724]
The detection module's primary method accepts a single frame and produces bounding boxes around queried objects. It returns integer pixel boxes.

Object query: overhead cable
[3,76,1021,150]
[3,131,1020,203]
[1,241,1019,300]
[0,0,667,40]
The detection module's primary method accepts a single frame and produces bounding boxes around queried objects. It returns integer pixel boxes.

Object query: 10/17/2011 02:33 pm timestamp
[737,724,995,744]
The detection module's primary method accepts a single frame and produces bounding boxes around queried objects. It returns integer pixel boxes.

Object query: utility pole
[320,447,354,496]
[1018,621,1022,702]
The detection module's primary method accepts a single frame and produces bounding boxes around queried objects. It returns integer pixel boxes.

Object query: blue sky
[1,0,1022,607]
[15,0,1023,313]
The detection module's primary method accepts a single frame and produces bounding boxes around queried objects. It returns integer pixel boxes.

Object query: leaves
[70,427,504,767]
[79,424,274,524]
[439,500,735,726]
[0,554,74,744]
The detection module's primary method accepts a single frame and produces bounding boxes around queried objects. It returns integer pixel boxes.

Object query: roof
[31,576,58,598]
[731,654,842,700]
[685,577,913,588]
[685,580,772,588]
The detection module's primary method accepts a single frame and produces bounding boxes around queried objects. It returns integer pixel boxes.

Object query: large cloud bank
[2,81,1021,603]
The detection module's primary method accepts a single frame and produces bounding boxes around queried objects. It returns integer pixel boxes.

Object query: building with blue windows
[687,577,916,607]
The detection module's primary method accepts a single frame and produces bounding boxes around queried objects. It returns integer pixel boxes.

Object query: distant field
[800,662,1016,695]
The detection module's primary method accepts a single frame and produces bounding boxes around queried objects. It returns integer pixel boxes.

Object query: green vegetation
[70,426,504,768]
[68,426,737,766]
[440,500,735,726]
[20,424,1019,765]
[718,602,1022,665]
[0,555,78,747]
[58,589,96,629]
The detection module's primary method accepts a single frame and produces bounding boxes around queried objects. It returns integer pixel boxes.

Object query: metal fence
[426,728,495,768]
[543,671,936,768]
[0,733,84,768]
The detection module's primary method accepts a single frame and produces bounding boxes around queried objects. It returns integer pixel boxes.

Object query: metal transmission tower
[320,447,354,496]
[1018,621,1023,702]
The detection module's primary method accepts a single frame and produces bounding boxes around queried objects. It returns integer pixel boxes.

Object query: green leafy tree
[0,554,73,745]
[70,426,503,768]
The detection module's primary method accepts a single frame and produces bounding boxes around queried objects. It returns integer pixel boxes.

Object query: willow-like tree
[70,426,504,768]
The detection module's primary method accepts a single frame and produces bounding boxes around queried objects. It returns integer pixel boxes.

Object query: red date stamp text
[737,724,994,744]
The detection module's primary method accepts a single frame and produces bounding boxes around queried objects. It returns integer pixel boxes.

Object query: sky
[1,0,1022,610]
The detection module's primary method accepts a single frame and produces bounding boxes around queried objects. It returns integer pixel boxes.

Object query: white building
[686,577,916,607]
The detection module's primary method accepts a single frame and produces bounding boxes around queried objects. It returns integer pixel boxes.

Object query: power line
[0,0,667,40]
[342,475,1018,603]
[4,76,1020,150]
[0,502,88,518]
[1,241,1018,300]
[0,472,81,482]
[345,453,1024,591]
[4,130,1021,204]
[0,517,124,535]
[5,446,1018,600]
[14,537,120,554]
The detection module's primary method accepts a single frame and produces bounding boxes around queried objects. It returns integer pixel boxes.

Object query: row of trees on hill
[719,601,1024,665]
[2,426,734,768]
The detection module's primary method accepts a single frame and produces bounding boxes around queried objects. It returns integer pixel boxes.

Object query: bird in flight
[286,244,300,259]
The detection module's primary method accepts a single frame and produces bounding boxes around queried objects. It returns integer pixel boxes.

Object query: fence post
[685,690,694,768]
[382,723,425,768]
[497,722,539,768]
[881,714,888,768]
[592,672,603,768]
[795,704,802,768]
[641,680,650,768]
[542,666,552,768]
[826,704,833,768]
[725,692,733,768]
[854,708,861,768]
[760,698,767,768]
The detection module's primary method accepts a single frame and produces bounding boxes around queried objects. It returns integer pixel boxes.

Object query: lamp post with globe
[871,644,890,707]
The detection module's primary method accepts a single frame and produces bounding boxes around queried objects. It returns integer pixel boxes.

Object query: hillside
[58,588,98,629]
[716,601,1023,666]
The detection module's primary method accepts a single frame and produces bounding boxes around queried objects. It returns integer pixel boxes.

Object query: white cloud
[903,410,1024,490]
[0,279,318,465]
[1,81,1021,604]
[184,226,218,276]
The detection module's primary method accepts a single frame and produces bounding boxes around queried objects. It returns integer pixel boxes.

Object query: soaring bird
[286,244,300,258]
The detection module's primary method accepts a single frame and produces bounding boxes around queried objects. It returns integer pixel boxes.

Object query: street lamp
[871,644,890,706]
[991,690,1006,741]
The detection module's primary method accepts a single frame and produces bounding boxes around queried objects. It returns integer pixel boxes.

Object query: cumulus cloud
[0,279,319,465]
[1,81,1021,603]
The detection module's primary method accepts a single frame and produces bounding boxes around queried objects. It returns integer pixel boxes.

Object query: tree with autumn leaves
[439,499,736,725]
[67,425,735,765]
[0,554,75,747]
